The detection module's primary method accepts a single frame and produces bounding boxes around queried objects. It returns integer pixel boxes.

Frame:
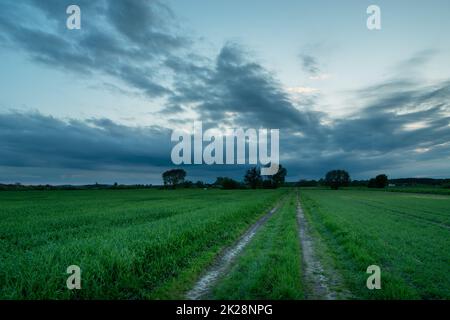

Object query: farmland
[0,188,287,299]
[212,194,303,299]
[0,187,449,300]
[385,186,450,196]
[300,189,450,299]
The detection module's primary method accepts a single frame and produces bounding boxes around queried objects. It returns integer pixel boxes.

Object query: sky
[0,0,450,184]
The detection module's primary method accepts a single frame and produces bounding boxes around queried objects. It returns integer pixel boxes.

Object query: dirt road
[186,201,283,300]
[296,192,352,299]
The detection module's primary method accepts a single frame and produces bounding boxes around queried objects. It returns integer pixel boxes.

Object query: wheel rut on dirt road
[186,199,285,300]
[296,192,352,300]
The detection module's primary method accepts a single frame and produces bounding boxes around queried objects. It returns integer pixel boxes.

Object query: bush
[324,170,351,190]
[214,177,241,190]
[368,174,389,188]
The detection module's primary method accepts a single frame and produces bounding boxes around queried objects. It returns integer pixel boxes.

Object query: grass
[0,188,287,299]
[301,186,450,196]
[2,187,449,300]
[385,186,450,196]
[212,192,304,299]
[299,189,450,299]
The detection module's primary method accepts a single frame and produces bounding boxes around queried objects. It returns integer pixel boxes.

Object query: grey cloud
[1,76,450,185]
[299,53,320,76]
[272,74,450,180]
[0,112,275,184]
[396,49,437,73]
[0,1,323,132]
[170,43,324,132]
[0,112,173,171]
[106,0,185,51]
[318,79,450,176]
[0,0,187,97]
[1,0,449,181]
[158,104,185,114]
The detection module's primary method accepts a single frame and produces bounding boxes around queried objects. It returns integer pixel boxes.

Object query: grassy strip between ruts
[211,193,304,299]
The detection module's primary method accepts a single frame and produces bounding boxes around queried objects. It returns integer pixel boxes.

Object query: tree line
[296,170,389,190]
[162,169,450,190]
[3,168,449,192]
[162,165,287,190]
[295,170,450,190]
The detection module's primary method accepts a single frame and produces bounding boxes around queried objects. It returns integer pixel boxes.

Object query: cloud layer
[0,0,449,183]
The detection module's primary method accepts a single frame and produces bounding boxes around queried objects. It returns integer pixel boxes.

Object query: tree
[262,179,275,189]
[162,169,186,188]
[261,165,288,189]
[195,181,205,188]
[214,177,240,189]
[244,167,262,189]
[269,165,287,188]
[325,170,350,190]
[368,174,389,188]
[182,180,194,188]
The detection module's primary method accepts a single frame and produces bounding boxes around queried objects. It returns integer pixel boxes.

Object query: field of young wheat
[1,188,449,299]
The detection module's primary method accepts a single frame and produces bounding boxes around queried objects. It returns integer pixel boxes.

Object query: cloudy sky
[1,0,450,184]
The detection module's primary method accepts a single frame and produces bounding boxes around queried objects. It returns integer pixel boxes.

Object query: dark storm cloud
[0,0,321,131]
[0,112,274,184]
[0,0,187,97]
[169,43,324,131]
[0,0,449,182]
[1,75,449,183]
[332,80,450,154]
[281,77,450,180]
[106,0,185,51]
[0,112,173,170]
[158,104,185,114]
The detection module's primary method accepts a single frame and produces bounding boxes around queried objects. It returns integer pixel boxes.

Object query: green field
[0,188,286,299]
[300,189,450,299]
[0,188,449,299]
[386,186,450,196]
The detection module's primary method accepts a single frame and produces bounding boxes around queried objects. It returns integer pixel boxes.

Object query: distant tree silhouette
[244,167,262,189]
[162,169,186,188]
[260,165,288,189]
[182,180,194,188]
[214,177,240,189]
[325,170,350,190]
[195,181,205,188]
[368,174,389,188]
[270,165,287,188]
[260,179,273,189]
